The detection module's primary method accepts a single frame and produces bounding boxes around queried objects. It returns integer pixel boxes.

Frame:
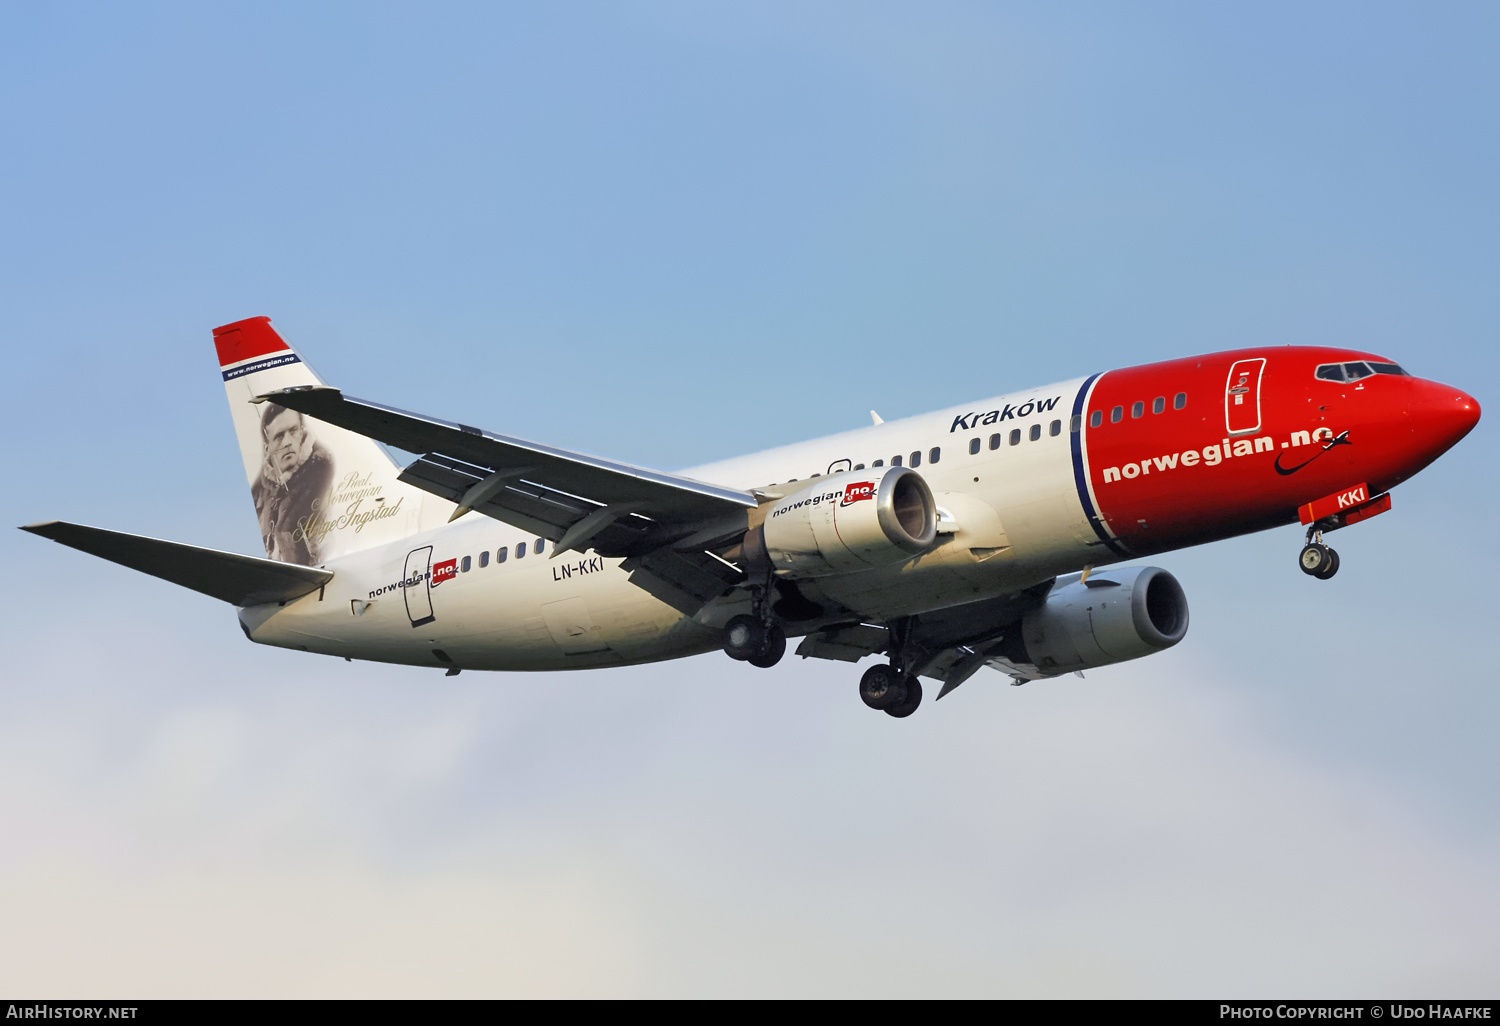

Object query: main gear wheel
[859,664,907,710]
[722,615,786,667]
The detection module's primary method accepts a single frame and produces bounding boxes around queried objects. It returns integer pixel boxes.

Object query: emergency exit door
[403,545,435,628]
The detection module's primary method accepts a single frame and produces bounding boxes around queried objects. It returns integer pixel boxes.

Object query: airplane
[23,317,1480,718]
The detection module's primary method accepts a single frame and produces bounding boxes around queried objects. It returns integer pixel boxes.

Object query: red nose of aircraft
[1408,379,1481,459]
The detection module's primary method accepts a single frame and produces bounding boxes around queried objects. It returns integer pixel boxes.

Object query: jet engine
[742,466,937,578]
[1016,566,1188,675]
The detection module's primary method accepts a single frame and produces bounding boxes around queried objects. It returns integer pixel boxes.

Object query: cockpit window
[1315,360,1404,382]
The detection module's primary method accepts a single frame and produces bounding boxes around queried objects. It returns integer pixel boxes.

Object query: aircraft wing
[258,386,758,613]
[22,521,333,607]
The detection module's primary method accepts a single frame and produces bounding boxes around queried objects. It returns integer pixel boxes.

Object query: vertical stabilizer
[216,316,428,566]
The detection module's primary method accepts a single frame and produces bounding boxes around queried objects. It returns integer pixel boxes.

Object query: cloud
[0,630,1495,997]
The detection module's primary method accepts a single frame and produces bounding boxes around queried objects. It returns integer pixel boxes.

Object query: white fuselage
[243,377,1111,671]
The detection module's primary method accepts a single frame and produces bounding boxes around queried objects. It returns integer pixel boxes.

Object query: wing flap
[397,452,654,554]
[795,623,891,663]
[21,521,333,607]
[621,549,745,616]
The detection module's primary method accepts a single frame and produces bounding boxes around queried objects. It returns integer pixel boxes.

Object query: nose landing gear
[1299,527,1340,580]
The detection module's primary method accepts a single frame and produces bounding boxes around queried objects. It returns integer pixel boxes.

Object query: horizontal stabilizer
[21,521,333,607]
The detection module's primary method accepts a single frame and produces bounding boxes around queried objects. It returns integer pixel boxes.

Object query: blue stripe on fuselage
[1070,372,1131,558]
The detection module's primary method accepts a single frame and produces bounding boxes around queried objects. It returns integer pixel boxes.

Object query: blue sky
[2,2,1496,996]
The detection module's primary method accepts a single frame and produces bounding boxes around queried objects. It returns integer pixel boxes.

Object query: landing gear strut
[1299,526,1340,580]
[722,614,786,668]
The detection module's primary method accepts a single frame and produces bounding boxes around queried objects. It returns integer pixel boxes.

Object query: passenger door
[1225,358,1266,436]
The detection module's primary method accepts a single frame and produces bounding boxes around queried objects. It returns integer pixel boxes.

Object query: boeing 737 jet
[24,317,1480,718]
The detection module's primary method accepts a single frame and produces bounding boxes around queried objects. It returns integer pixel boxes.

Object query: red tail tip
[213,316,289,368]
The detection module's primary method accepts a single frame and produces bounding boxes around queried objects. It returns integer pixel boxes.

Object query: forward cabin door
[1225,358,1267,436]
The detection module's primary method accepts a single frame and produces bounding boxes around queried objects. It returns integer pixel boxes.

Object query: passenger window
[909,451,921,468]
[1009,429,1021,446]
[534,538,544,554]
[892,455,902,467]
[854,463,865,470]
[989,433,1002,450]
[1152,396,1165,414]
[1111,406,1123,423]
[461,555,471,573]
[1371,362,1407,375]
[1090,410,1103,428]
[517,542,527,558]
[929,447,940,464]
[1131,401,1144,419]
[969,438,980,455]
[1029,424,1041,441]
[872,460,883,468]
[1070,415,1081,433]
[479,550,489,568]
[497,546,508,563]
[1174,392,1187,410]
[1050,419,1062,436]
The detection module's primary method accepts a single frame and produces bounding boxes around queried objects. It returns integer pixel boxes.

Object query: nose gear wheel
[1299,527,1340,580]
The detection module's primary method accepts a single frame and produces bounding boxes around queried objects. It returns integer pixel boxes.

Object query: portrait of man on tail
[251,402,334,565]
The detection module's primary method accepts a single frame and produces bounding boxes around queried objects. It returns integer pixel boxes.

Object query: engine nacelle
[1019,566,1189,675]
[745,467,937,578]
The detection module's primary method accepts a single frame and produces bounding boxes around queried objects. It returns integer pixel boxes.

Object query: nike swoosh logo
[1274,431,1351,476]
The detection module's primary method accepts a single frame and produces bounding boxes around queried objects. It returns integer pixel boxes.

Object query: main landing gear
[1299,526,1340,580]
[855,617,924,719]
[858,663,923,719]
[723,598,927,720]
[722,614,786,668]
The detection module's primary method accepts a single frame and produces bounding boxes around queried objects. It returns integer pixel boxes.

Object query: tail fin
[216,316,429,566]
